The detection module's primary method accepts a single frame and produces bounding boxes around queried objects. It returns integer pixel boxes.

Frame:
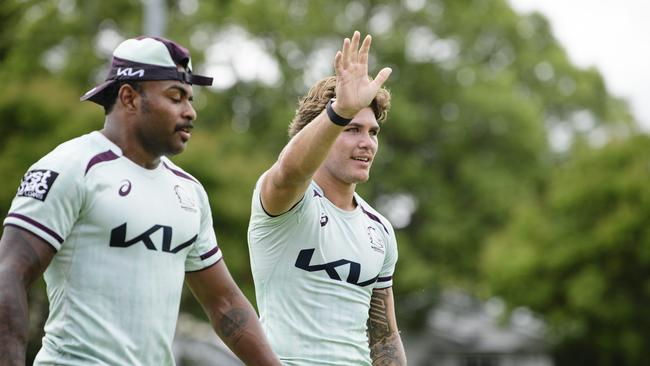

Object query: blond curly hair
[288,76,391,138]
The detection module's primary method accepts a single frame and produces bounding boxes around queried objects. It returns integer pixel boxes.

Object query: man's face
[321,107,380,185]
[134,80,197,157]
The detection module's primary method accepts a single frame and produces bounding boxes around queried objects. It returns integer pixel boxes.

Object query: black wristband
[326,99,352,126]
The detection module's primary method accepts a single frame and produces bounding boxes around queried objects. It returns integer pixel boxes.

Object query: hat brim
[79,79,117,107]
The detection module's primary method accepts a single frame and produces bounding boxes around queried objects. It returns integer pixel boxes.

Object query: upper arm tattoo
[367,289,406,366]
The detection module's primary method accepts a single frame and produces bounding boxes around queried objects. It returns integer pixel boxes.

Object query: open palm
[332,31,392,118]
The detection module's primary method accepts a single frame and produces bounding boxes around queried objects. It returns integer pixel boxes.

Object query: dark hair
[288,76,391,138]
[103,81,144,115]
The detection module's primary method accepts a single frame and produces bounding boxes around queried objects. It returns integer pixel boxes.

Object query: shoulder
[160,157,201,185]
[27,132,114,181]
[160,157,210,208]
[355,194,395,237]
[160,157,205,194]
[8,134,108,240]
[308,180,325,200]
[250,174,316,221]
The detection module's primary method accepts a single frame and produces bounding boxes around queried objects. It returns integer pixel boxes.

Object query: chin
[167,144,187,156]
[350,174,370,184]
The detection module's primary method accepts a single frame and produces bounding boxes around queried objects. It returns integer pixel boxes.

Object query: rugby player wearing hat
[0,36,281,366]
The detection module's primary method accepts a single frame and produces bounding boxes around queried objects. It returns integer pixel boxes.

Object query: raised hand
[332,31,392,119]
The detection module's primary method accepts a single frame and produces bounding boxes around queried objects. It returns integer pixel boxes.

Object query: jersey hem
[199,245,220,260]
[259,193,305,218]
[185,256,223,273]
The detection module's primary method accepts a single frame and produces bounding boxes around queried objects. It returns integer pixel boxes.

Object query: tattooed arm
[185,260,281,366]
[367,287,407,366]
[0,227,55,366]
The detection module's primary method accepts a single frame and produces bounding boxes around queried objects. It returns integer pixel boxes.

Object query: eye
[370,129,379,136]
[346,127,359,133]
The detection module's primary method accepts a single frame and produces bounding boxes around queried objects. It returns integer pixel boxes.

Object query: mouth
[351,156,372,166]
[175,124,194,142]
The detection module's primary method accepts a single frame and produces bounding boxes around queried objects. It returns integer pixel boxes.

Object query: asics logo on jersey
[320,213,328,227]
[295,248,379,287]
[118,180,132,196]
[17,169,59,201]
[116,67,145,78]
[109,223,197,253]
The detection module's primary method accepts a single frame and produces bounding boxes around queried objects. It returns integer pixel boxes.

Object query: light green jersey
[4,132,222,365]
[248,177,398,365]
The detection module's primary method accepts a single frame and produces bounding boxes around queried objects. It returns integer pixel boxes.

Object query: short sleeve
[248,172,309,229]
[3,154,84,251]
[184,185,222,272]
[248,174,315,284]
[374,225,398,289]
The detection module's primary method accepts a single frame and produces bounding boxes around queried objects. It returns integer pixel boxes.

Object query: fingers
[371,67,393,88]
[341,37,351,69]
[358,34,372,69]
[349,31,361,64]
[339,31,366,70]
[334,50,343,75]
[335,31,391,108]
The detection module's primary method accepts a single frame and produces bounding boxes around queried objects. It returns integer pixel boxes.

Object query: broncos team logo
[367,226,385,254]
[174,185,197,213]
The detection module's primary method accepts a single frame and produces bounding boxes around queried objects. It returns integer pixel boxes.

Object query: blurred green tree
[482,136,650,365]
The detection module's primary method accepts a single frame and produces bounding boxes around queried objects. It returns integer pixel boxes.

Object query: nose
[357,132,376,151]
[183,101,197,121]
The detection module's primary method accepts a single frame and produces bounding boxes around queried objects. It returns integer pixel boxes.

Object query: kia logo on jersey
[295,248,379,287]
[109,223,197,254]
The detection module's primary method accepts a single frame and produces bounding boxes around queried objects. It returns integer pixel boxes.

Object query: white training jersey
[3,131,222,366]
[248,177,398,366]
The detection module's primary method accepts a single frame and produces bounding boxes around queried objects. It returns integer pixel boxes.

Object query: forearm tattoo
[219,308,249,343]
[371,343,403,366]
[367,290,406,366]
[368,293,391,340]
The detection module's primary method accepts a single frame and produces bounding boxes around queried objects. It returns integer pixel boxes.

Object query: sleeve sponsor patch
[17,169,60,201]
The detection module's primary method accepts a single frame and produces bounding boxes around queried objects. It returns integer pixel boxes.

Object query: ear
[117,84,140,112]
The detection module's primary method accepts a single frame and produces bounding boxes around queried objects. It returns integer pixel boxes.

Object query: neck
[313,170,357,211]
[101,118,160,169]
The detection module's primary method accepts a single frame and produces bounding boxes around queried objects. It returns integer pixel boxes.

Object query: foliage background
[1,0,646,364]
